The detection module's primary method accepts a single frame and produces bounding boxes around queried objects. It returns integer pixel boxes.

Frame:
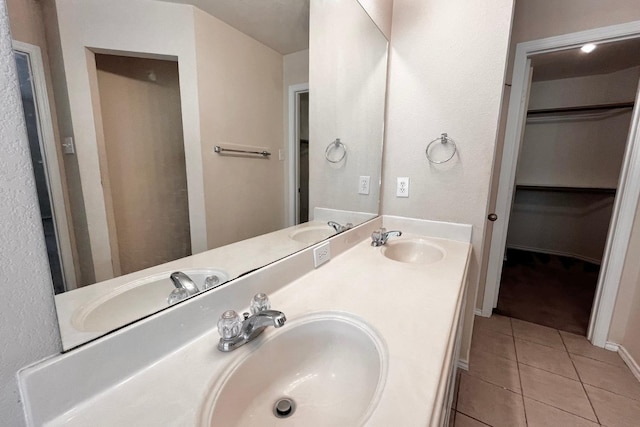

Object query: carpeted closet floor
[495,248,599,336]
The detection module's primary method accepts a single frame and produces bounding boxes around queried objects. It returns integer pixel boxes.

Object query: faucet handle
[250,293,271,314]
[217,310,243,339]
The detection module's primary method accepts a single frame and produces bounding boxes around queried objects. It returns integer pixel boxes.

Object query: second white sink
[381,239,445,264]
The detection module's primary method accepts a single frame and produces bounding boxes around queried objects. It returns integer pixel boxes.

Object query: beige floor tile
[474,314,512,336]
[560,331,626,368]
[519,363,597,421]
[454,411,490,426]
[471,328,517,361]
[524,397,599,427]
[457,373,526,427]
[572,354,640,401]
[585,384,640,427]
[511,318,565,349]
[468,347,521,393]
[515,338,578,380]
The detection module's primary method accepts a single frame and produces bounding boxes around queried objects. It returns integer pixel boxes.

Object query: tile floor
[450,314,640,427]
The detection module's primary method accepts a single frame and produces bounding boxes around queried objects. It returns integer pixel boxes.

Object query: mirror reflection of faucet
[217,293,286,352]
[167,271,225,305]
[328,221,354,233]
[371,228,402,247]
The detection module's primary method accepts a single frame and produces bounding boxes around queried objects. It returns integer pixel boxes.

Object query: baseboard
[618,345,640,383]
[474,308,482,317]
[506,244,601,265]
[457,358,469,371]
[604,341,620,352]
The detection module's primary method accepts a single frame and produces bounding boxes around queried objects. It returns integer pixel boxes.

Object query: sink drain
[273,397,296,418]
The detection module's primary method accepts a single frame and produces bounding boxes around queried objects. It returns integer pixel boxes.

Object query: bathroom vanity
[19,216,471,426]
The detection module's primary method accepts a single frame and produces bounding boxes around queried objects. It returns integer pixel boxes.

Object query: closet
[497,66,639,335]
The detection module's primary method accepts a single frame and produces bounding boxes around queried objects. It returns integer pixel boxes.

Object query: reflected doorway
[297,91,309,223]
[94,54,191,276]
[14,45,69,294]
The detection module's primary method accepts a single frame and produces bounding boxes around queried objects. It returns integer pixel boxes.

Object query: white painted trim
[12,41,77,291]
[457,359,469,371]
[483,21,640,350]
[474,308,483,317]
[287,83,309,227]
[604,341,620,352]
[618,345,640,383]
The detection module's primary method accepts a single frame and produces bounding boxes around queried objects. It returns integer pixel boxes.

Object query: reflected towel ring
[426,133,456,164]
[325,138,347,163]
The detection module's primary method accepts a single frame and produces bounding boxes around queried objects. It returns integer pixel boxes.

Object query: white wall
[381,0,514,362]
[0,1,61,424]
[357,0,393,39]
[193,7,286,249]
[309,0,387,217]
[283,49,309,226]
[55,0,204,282]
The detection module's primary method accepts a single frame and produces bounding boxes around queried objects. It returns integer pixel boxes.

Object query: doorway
[94,54,191,275]
[494,57,636,334]
[13,42,76,293]
[288,83,309,226]
[484,22,640,347]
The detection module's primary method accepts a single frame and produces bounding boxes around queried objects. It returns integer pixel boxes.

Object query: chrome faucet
[167,271,200,305]
[170,271,200,296]
[328,221,353,233]
[371,228,402,246]
[217,293,286,352]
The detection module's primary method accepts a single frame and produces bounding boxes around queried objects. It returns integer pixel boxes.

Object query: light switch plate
[397,177,409,197]
[359,176,371,195]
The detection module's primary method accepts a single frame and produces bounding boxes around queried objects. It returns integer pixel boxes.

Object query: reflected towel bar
[214,145,271,157]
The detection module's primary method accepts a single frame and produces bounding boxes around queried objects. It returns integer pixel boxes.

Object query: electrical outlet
[359,176,370,195]
[313,242,331,268]
[397,177,409,198]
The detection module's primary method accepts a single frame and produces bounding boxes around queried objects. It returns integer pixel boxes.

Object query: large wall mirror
[7,0,388,349]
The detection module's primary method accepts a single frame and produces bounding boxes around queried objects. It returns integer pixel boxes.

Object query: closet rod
[528,102,634,116]
[516,185,616,195]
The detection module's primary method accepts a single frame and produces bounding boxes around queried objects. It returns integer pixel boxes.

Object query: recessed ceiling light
[581,43,597,53]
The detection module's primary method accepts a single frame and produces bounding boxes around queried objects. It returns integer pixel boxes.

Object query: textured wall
[381,0,514,362]
[0,0,61,424]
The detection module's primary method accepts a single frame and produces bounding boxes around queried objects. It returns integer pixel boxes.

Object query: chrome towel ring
[426,133,456,164]
[325,138,347,163]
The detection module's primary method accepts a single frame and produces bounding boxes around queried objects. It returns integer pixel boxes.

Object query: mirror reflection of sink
[200,313,387,427]
[72,268,228,332]
[289,226,336,244]
[381,239,445,264]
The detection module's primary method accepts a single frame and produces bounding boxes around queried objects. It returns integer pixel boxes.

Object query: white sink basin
[72,268,228,332]
[381,239,445,264]
[289,226,336,244]
[200,313,387,427]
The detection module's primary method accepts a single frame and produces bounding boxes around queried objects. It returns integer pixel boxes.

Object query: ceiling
[158,0,310,55]
[531,37,640,82]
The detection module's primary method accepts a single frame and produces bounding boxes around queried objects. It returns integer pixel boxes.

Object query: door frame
[482,20,640,348]
[13,40,77,290]
[287,82,309,226]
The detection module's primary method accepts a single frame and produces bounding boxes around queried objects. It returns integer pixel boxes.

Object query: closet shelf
[527,102,634,116]
[516,185,616,195]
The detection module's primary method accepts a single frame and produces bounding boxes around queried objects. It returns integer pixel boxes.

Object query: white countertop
[46,230,471,426]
